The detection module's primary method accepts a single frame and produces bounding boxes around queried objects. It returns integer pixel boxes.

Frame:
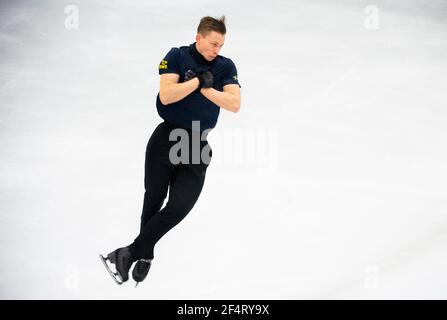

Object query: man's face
[196,31,225,61]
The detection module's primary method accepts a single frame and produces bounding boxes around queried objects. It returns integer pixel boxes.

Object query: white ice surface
[1,0,447,299]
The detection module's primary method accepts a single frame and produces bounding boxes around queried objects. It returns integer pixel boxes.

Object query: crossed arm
[159,73,241,113]
[201,85,240,113]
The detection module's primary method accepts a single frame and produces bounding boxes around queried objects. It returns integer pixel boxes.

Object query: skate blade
[99,254,123,285]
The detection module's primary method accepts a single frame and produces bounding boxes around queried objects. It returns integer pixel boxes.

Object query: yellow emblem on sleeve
[159,59,168,69]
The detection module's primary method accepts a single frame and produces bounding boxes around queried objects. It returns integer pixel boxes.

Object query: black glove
[197,70,214,88]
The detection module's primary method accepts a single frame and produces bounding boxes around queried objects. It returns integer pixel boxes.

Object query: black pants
[129,121,212,260]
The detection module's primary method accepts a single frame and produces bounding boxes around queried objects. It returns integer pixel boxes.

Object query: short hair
[197,15,226,37]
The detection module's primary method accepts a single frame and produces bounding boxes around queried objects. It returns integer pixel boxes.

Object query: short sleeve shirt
[156,43,241,131]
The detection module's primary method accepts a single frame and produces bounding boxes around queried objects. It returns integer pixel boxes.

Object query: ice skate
[132,258,152,288]
[99,246,135,284]
[99,253,123,285]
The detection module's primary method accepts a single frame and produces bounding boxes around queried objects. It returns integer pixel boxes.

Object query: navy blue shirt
[156,42,241,131]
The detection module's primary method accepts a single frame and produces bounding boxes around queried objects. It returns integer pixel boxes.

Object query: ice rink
[1,0,446,299]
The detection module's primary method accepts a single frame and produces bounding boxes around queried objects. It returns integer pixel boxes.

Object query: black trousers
[129,121,212,260]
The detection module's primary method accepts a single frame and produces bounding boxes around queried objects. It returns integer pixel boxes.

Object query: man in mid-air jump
[100,15,241,286]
